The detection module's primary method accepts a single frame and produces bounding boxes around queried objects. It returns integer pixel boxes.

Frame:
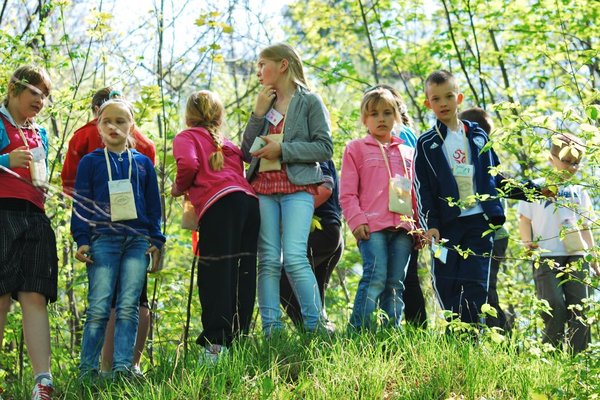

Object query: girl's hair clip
[108,89,122,99]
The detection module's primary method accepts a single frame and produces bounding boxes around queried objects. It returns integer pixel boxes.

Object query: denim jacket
[241,86,333,185]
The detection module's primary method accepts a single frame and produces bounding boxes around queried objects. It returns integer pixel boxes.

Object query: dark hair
[5,65,52,106]
[91,87,123,112]
[424,70,457,97]
[459,107,491,134]
[364,84,413,128]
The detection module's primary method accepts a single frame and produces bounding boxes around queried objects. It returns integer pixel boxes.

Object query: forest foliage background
[0,0,599,396]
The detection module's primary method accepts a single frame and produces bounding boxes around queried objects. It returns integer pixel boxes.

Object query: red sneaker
[31,378,53,400]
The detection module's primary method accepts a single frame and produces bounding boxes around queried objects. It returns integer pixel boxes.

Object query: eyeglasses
[551,153,581,167]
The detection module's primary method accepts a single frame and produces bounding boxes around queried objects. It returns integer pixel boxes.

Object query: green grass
[3,327,597,399]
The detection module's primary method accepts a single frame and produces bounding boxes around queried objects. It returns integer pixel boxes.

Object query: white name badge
[265,107,284,126]
[109,179,133,194]
[30,146,45,162]
[431,237,448,264]
[249,136,266,153]
[28,146,48,187]
[453,164,473,177]
[108,179,138,221]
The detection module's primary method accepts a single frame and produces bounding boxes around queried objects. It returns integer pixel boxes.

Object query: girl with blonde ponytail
[185,91,224,171]
[172,90,259,362]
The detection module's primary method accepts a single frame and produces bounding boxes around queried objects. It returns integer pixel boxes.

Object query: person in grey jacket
[241,43,333,336]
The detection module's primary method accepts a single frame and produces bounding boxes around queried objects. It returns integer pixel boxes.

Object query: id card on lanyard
[258,106,287,173]
[17,126,47,187]
[436,124,476,206]
[104,148,138,222]
[378,142,413,216]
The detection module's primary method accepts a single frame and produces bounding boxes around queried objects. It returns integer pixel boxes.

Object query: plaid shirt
[251,118,318,196]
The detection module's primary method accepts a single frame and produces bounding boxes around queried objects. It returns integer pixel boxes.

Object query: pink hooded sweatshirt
[173,126,256,221]
[340,134,417,234]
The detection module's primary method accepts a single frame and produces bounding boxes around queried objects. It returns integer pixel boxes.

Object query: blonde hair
[360,88,401,126]
[260,43,310,91]
[365,84,413,128]
[5,65,52,106]
[186,90,225,171]
[97,99,137,148]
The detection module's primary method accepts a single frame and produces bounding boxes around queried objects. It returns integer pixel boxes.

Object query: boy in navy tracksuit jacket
[414,70,535,325]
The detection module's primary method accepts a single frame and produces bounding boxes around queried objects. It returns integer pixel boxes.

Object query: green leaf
[310,215,322,232]
[585,105,599,121]
[481,303,498,318]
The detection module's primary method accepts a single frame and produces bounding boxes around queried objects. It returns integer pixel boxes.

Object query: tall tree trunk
[358,0,379,83]
[441,0,479,105]
[488,29,530,173]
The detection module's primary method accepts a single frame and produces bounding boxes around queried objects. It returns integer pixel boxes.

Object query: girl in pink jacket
[340,87,418,330]
[172,91,259,362]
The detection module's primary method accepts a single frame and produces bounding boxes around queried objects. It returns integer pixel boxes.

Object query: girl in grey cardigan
[242,43,333,336]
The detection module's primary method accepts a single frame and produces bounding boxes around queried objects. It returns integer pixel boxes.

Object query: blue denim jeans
[257,192,323,335]
[349,230,412,329]
[79,235,149,373]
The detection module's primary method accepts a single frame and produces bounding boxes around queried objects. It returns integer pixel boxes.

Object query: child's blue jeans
[349,229,412,329]
[79,234,149,374]
[256,192,323,336]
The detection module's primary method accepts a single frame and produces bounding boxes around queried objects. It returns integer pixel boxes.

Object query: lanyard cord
[435,122,470,164]
[270,94,294,136]
[16,126,39,150]
[377,141,409,180]
[104,148,132,182]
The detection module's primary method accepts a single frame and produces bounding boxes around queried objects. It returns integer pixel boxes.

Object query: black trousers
[403,249,427,327]
[434,214,494,324]
[195,192,260,347]
[535,256,590,353]
[280,222,343,325]
[486,236,510,331]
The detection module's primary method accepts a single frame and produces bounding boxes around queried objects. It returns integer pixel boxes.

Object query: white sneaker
[199,344,228,365]
[131,365,144,377]
[31,377,53,400]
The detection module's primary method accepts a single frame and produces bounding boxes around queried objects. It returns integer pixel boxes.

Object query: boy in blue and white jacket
[414,70,537,325]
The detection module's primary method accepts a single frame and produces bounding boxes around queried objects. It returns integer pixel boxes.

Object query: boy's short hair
[459,107,492,134]
[424,70,457,97]
[550,133,586,161]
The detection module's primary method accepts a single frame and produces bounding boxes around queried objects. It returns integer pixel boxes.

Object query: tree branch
[440,0,479,104]
[357,0,379,83]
